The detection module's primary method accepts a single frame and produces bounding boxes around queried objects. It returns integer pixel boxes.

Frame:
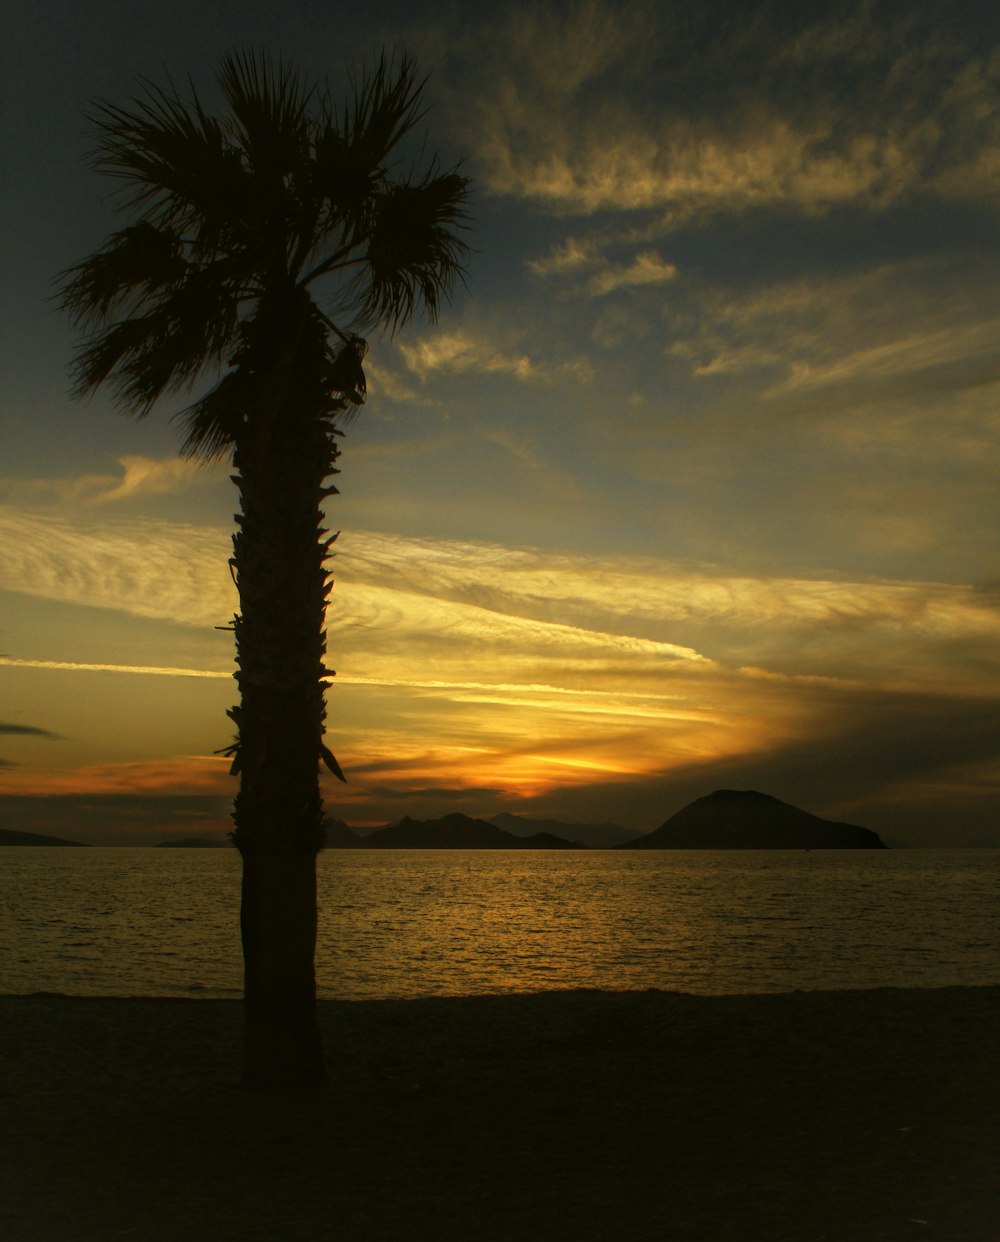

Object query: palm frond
[57,221,184,327]
[88,81,245,232]
[341,52,425,172]
[70,266,243,416]
[304,53,427,271]
[218,50,313,182]
[69,317,157,399]
[358,169,471,331]
[176,370,254,461]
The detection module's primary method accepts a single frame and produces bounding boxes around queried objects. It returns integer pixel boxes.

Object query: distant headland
[0,828,89,847]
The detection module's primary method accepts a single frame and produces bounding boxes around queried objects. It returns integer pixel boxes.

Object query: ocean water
[1,847,997,1000]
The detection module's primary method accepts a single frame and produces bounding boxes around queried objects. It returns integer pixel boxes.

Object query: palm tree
[58,50,470,1090]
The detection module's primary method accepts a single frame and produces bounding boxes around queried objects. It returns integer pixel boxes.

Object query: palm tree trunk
[229,386,339,1091]
[239,850,324,1089]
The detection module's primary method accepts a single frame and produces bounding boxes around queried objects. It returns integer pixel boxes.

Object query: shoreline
[3,986,999,1241]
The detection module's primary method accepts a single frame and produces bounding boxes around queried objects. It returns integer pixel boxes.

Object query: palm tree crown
[59,49,469,456]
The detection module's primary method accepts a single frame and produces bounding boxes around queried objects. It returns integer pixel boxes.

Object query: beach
[2,987,998,1241]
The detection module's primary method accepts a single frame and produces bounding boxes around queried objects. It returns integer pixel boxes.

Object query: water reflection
[316,848,1000,1000]
[1,847,998,998]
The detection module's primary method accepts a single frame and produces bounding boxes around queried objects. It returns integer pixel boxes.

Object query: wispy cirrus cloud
[335,529,1000,694]
[0,658,230,679]
[666,256,1000,419]
[3,506,998,696]
[774,320,1000,398]
[0,505,235,629]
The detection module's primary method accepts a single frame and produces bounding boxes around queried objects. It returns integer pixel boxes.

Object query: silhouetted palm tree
[58,50,470,1090]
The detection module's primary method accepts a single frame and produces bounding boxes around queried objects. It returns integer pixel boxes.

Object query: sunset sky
[3,0,1000,845]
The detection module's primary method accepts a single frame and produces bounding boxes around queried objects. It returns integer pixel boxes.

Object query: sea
[1,847,997,1000]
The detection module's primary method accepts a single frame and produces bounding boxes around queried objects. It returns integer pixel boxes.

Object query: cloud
[1,455,218,507]
[0,790,233,846]
[774,319,1000,397]
[363,359,419,404]
[4,506,998,694]
[0,504,235,629]
[356,782,507,804]
[399,331,536,382]
[396,328,594,387]
[438,1,1000,222]
[4,503,998,836]
[2,755,232,798]
[496,114,912,218]
[527,236,602,277]
[667,256,1000,414]
[335,528,1000,670]
[529,240,678,298]
[588,252,678,296]
[0,719,64,772]
[96,455,211,502]
[482,427,555,478]
[0,721,63,738]
[0,658,229,680]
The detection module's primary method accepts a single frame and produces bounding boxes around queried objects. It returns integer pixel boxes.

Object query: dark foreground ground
[1,987,998,1242]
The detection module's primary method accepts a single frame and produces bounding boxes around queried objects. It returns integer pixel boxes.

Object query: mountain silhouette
[339,812,579,849]
[490,813,642,849]
[323,819,364,848]
[620,790,886,849]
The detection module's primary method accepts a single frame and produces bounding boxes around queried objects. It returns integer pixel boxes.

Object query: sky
[3,0,1000,846]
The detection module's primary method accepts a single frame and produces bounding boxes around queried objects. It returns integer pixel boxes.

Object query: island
[490,812,641,849]
[620,789,886,849]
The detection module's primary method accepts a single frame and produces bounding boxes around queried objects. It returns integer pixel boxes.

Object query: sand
[2,987,998,1242]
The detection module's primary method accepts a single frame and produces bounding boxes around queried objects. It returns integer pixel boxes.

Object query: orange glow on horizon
[1,755,233,798]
